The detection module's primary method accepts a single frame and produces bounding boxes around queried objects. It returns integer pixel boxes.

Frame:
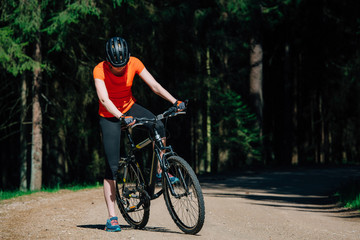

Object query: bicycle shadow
[77,224,185,235]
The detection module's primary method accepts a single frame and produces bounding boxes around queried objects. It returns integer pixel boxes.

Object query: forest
[1,0,359,191]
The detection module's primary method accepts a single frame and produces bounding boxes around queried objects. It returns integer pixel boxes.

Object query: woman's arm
[139,68,177,104]
[94,78,123,119]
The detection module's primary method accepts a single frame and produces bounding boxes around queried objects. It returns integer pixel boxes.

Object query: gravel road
[1,166,360,240]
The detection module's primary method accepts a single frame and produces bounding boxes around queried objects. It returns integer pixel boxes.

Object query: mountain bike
[115,104,205,235]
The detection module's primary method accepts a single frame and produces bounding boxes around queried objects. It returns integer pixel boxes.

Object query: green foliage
[0,27,36,76]
[226,0,250,18]
[0,0,44,76]
[112,0,135,8]
[12,0,43,41]
[335,178,360,210]
[43,0,100,52]
[215,89,262,166]
[345,194,360,210]
[45,1,100,34]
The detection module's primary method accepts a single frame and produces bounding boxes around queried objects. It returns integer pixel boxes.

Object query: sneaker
[156,172,179,184]
[104,216,121,232]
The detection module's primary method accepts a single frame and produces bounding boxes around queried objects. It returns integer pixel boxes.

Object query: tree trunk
[249,38,263,129]
[20,74,28,191]
[217,48,230,172]
[292,54,299,165]
[30,39,43,191]
[205,48,212,173]
[196,109,204,173]
[282,43,294,164]
[194,50,205,173]
[249,38,264,165]
[190,114,196,172]
[319,95,326,164]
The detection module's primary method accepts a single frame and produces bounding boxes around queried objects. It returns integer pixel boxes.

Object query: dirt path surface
[1,167,360,240]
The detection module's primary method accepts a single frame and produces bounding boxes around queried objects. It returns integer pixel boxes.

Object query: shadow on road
[77,224,184,235]
[77,224,106,230]
[77,224,134,230]
[199,166,360,217]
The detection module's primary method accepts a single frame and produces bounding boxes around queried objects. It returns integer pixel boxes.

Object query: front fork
[153,132,190,199]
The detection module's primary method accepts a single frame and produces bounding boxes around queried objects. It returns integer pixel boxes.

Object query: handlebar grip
[163,106,177,117]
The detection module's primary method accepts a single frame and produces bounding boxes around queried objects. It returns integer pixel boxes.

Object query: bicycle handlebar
[128,108,186,129]
[162,106,178,118]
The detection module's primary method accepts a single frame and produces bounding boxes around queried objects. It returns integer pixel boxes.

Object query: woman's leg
[99,117,122,218]
[103,179,117,217]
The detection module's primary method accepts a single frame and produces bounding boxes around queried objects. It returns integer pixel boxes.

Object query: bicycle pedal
[126,205,136,212]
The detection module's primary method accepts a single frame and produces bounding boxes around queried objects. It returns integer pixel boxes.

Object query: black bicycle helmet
[105,37,130,67]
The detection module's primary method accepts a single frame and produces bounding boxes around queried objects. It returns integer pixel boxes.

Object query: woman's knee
[155,121,165,137]
[105,164,118,180]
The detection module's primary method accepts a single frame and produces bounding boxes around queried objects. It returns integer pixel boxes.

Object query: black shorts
[99,103,165,180]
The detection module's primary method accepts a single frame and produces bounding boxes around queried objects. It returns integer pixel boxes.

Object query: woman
[93,37,185,232]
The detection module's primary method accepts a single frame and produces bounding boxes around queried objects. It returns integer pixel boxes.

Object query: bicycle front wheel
[116,160,150,229]
[163,156,205,234]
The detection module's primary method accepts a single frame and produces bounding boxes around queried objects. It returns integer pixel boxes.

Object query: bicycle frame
[123,126,180,200]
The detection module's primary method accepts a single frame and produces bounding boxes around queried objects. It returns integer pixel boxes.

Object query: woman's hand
[120,115,136,127]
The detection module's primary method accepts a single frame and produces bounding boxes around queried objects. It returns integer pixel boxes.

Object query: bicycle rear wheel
[163,156,205,234]
[116,159,150,229]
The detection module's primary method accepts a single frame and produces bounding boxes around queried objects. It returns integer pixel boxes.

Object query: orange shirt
[93,57,145,117]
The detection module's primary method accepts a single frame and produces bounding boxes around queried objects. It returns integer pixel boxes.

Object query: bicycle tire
[116,160,150,229]
[162,156,205,234]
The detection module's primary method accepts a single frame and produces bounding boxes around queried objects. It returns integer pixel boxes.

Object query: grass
[0,190,35,200]
[335,178,360,211]
[0,182,102,201]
